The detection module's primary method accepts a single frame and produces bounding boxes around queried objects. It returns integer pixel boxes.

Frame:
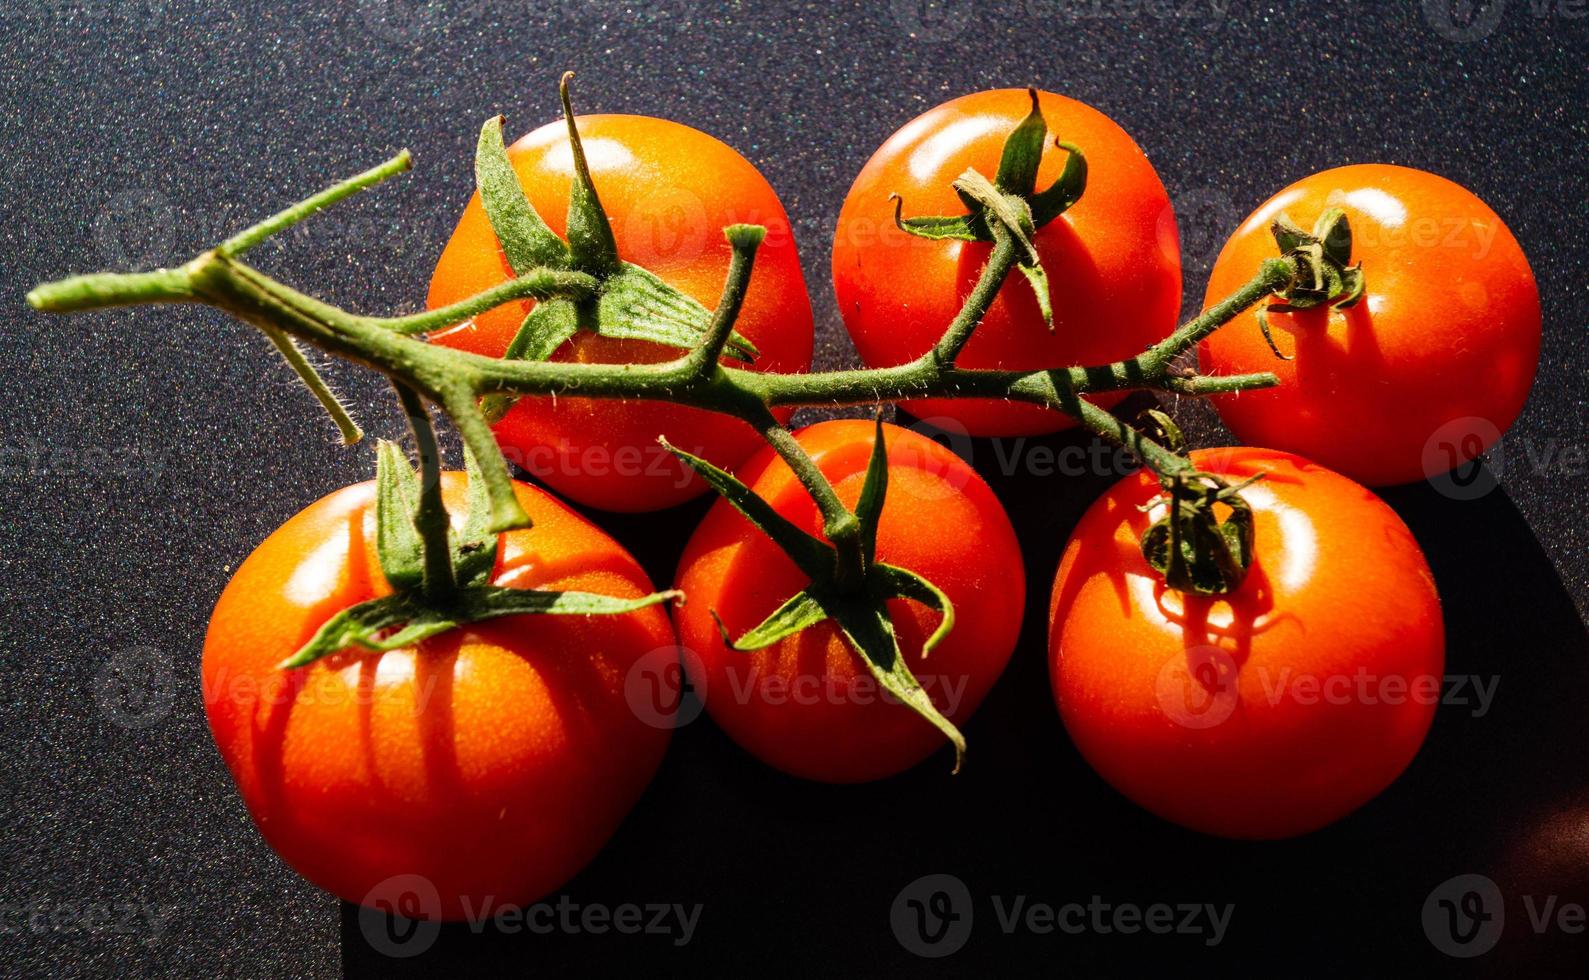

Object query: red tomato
[674,420,1024,782]
[1049,448,1444,839]
[1200,164,1540,486]
[202,475,675,919]
[428,114,814,511]
[832,88,1182,436]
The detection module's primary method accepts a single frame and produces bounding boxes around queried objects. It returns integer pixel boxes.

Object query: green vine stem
[24,89,1313,768]
[28,223,1290,538]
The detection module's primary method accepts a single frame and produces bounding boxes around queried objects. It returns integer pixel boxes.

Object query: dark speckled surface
[3,1,1587,976]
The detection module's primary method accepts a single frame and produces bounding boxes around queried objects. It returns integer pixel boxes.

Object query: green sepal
[1136,408,1188,455]
[480,300,580,423]
[279,585,682,669]
[1271,214,1311,256]
[668,426,966,771]
[994,88,1047,196]
[1014,258,1054,330]
[452,445,502,587]
[707,563,964,769]
[829,595,966,774]
[559,73,621,276]
[890,194,986,242]
[1254,308,1294,361]
[711,588,830,651]
[854,414,889,567]
[1027,140,1087,228]
[870,563,956,661]
[480,262,759,424]
[1141,472,1260,596]
[374,439,426,592]
[1313,207,1353,266]
[659,438,833,580]
[475,115,569,273]
[891,105,1085,244]
[440,388,531,533]
[596,263,759,361]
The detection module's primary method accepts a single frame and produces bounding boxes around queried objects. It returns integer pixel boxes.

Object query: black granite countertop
[3,1,1586,975]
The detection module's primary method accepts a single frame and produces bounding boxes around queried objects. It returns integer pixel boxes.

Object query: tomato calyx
[661,418,968,772]
[1253,207,1367,360]
[278,433,681,671]
[1139,469,1260,596]
[475,73,761,423]
[890,88,1088,331]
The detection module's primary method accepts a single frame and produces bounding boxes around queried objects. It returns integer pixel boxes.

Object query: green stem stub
[1140,471,1260,596]
[890,91,1083,332]
[1249,209,1366,361]
[663,421,967,772]
[471,81,758,422]
[891,88,1088,243]
[279,438,681,670]
[1267,208,1366,313]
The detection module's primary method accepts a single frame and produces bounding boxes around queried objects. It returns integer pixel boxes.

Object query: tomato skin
[202,476,675,919]
[428,114,814,512]
[832,89,1182,436]
[1200,164,1541,487]
[673,420,1024,782]
[1049,448,1444,839]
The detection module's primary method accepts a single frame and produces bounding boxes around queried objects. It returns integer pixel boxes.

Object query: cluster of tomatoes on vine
[42,82,1540,922]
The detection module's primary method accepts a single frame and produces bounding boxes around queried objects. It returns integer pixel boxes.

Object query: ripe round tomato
[832,88,1182,436]
[1049,448,1444,839]
[202,475,675,919]
[674,420,1024,782]
[428,113,814,512]
[1200,164,1540,487]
